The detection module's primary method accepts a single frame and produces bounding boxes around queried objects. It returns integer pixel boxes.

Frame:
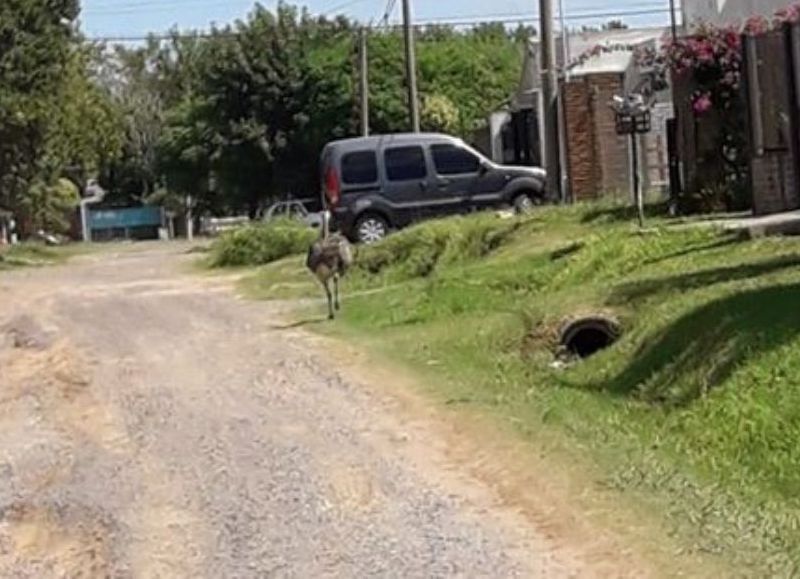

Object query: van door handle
[437,178,451,189]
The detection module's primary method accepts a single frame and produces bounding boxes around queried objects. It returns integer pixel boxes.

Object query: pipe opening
[559,317,621,359]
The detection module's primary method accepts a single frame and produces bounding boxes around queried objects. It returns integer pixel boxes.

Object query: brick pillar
[563,77,600,201]
[589,73,633,200]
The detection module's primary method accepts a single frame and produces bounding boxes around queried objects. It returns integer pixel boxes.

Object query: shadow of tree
[641,234,743,267]
[580,202,669,224]
[599,283,800,406]
[608,255,800,305]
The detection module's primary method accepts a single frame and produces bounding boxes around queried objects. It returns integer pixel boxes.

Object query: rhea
[306,211,354,319]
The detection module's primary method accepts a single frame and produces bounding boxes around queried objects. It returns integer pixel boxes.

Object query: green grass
[0,243,78,270]
[242,203,800,574]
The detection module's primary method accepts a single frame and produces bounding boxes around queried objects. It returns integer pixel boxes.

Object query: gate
[744,24,800,214]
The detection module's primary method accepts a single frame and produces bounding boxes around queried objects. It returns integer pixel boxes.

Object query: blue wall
[88,207,162,231]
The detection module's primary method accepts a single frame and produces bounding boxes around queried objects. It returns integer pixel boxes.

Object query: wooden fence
[744,23,800,214]
[674,23,800,215]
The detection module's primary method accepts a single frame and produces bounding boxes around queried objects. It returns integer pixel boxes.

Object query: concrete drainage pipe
[558,316,621,359]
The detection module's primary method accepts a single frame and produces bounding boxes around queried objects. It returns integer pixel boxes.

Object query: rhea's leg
[323,280,334,319]
[334,274,340,311]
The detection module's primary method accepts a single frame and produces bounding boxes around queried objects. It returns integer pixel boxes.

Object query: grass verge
[0,243,80,270]
[240,204,800,575]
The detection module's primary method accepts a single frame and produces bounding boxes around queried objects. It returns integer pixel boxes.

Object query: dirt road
[0,244,643,578]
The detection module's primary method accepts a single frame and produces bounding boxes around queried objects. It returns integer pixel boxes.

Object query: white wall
[683,0,790,28]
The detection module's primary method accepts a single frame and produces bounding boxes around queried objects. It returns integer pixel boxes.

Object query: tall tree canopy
[0,0,122,233]
[2,1,526,229]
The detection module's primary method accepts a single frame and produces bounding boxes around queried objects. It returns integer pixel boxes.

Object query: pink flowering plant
[666,24,743,117]
[654,5,800,211]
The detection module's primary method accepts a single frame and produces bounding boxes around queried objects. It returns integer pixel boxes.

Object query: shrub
[210,219,317,267]
[356,214,523,281]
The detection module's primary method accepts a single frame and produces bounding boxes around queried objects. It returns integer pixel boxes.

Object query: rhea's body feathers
[306,228,354,319]
[307,234,353,280]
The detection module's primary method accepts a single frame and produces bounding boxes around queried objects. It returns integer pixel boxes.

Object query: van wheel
[513,192,541,214]
[355,214,389,244]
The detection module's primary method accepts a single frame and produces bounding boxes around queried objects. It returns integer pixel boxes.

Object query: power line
[319,0,370,17]
[381,0,398,26]
[83,0,370,16]
[87,6,676,42]
[419,7,680,26]
[418,2,673,23]
[83,0,243,15]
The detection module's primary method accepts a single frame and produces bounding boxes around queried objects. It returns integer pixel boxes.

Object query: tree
[89,6,526,217]
[197,5,351,213]
[0,0,80,214]
[18,178,80,235]
[44,45,124,188]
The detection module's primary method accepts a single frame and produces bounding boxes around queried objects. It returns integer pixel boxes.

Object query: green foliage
[0,0,80,213]
[0,2,526,229]
[45,46,124,183]
[421,94,460,134]
[0,1,123,235]
[18,178,80,234]
[197,5,351,213]
[209,219,317,267]
[89,8,525,214]
[367,27,523,136]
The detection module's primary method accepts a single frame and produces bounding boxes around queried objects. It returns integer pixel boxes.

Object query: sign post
[611,94,652,227]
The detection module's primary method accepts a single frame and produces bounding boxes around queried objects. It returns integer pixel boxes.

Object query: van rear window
[385,146,427,181]
[341,151,378,185]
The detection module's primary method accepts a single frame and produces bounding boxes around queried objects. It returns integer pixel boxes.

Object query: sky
[79,0,679,40]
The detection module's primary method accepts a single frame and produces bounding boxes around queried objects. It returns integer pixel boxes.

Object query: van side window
[341,151,378,184]
[431,144,480,175]
[385,146,427,181]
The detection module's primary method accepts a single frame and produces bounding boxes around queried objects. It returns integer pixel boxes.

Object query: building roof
[513,27,669,110]
[683,0,789,29]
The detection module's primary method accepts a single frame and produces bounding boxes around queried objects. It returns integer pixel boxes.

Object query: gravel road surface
[0,243,637,578]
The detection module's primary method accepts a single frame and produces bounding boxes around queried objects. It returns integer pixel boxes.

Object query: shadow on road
[268,317,330,330]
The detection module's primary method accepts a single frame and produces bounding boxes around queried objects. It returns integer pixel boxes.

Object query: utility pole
[669,0,678,42]
[359,27,370,136]
[401,0,420,132]
[539,0,562,201]
[186,194,193,242]
[557,0,571,203]
[667,0,681,213]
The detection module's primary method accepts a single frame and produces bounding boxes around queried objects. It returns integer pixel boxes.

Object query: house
[490,27,672,201]
[683,0,790,28]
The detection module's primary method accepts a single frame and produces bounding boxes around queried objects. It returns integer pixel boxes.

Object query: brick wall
[563,73,633,201]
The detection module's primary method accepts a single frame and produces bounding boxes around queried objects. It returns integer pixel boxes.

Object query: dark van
[320,133,546,244]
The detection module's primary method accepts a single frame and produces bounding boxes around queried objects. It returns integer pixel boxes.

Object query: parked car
[262,200,323,230]
[200,216,250,237]
[319,133,547,244]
